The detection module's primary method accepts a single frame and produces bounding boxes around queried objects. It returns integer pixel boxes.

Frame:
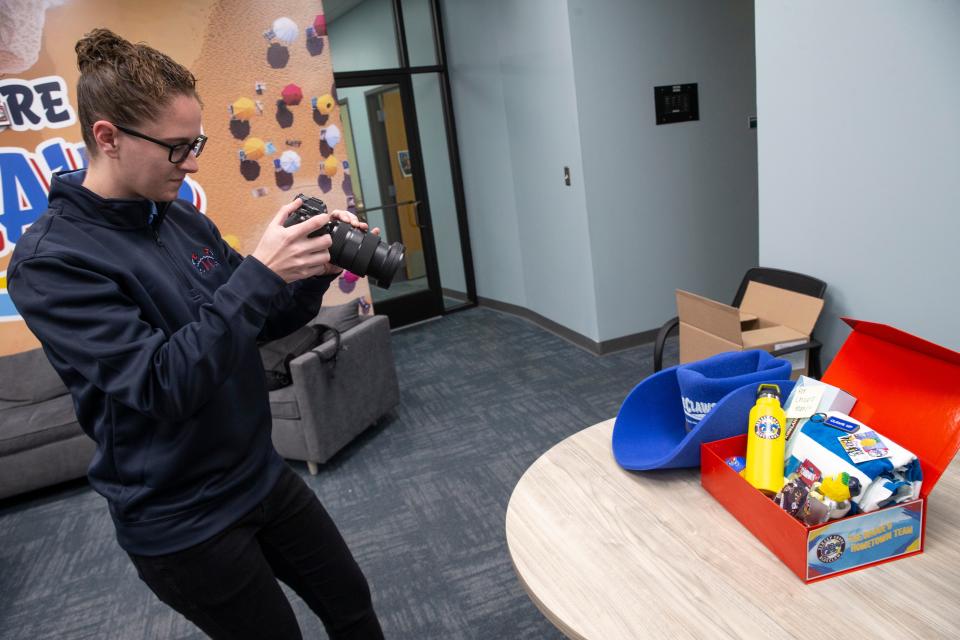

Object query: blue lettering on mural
[1,138,207,321]
[0,150,49,245]
[0,76,77,132]
[0,138,88,251]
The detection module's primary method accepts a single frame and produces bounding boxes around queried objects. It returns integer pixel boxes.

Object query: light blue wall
[336,87,386,234]
[442,0,599,338]
[412,74,466,293]
[436,1,529,313]
[327,0,395,234]
[443,0,756,342]
[402,0,437,67]
[567,0,758,340]
[756,0,960,361]
[330,0,466,293]
[328,0,399,72]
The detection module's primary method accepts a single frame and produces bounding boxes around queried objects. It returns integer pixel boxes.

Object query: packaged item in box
[785,411,922,514]
[782,376,857,458]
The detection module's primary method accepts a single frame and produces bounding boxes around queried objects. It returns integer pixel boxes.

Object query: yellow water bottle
[743,383,787,496]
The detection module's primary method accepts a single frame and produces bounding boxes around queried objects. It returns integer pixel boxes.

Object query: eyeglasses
[113,124,207,164]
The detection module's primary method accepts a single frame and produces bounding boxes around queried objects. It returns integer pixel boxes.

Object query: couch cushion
[0,394,83,456]
[268,383,301,420]
[310,299,361,333]
[0,348,68,403]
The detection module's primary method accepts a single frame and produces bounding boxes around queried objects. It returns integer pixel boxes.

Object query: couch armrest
[286,315,400,462]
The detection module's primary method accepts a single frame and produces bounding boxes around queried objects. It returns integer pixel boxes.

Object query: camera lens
[328,222,405,288]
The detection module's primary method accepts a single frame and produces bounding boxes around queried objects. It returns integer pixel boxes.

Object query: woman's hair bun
[75,28,135,72]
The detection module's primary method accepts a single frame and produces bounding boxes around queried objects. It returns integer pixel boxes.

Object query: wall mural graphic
[0,0,372,355]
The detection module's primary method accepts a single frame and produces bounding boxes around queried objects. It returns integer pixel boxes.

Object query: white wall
[568,0,759,340]
[442,0,599,338]
[756,0,960,361]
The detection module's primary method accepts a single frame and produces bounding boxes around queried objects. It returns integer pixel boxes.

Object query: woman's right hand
[251,199,339,283]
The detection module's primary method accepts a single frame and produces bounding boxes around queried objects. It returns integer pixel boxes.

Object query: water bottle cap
[756,383,781,399]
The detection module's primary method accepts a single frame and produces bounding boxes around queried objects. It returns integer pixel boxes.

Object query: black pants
[128,465,383,639]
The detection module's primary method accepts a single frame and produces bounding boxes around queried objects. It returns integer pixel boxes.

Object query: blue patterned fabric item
[786,412,923,513]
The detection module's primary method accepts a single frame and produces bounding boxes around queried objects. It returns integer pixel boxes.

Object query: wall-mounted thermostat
[654,83,699,125]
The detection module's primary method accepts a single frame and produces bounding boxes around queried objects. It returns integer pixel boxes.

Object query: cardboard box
[700,318,960,582]
[676,282,824,376]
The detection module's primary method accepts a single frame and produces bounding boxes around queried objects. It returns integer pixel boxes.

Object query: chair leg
[307,461,319,475]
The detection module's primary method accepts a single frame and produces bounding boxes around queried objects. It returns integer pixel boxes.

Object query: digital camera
[283,194,405,289]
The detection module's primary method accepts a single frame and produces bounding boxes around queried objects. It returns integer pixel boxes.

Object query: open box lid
[740,281,824,336]
[821,318,960,497]
[676,290,742,345]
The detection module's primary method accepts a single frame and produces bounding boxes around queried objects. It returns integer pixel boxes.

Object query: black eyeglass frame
[113,124,207,164]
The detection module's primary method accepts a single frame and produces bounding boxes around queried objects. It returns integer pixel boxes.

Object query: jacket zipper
[152,226,202,301]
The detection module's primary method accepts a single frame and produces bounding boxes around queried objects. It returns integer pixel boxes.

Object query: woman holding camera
[8,29,383,639]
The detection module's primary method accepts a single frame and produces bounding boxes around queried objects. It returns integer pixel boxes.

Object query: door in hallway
[337,75,442,327]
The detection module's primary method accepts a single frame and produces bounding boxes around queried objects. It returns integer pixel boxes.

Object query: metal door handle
[413,201,428,228]
[355,200,420,214]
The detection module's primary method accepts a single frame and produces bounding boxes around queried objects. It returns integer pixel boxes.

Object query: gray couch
[0,304,399,499]
[0,347,94,500]
[267,311,400,474]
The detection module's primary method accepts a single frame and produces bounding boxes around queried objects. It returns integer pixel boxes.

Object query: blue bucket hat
[612,350,792,470]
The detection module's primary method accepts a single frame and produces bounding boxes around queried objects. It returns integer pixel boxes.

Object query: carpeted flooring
[0,306,677,639]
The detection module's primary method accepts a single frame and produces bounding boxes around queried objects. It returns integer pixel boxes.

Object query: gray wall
[756,0,960,361]
[443,0,758,342]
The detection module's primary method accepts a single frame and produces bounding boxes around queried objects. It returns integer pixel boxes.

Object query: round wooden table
[505,419,960,639]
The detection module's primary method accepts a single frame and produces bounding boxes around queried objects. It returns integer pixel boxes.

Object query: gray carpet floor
[0,306,677,639]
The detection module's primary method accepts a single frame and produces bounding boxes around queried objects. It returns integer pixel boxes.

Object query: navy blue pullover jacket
[8,170,333,555]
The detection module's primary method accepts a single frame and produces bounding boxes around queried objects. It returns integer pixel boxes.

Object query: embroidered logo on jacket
[191,247,220,274]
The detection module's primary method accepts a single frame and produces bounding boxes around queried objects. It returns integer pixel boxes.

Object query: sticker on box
[838,430,892,463]
[806,500,923,579]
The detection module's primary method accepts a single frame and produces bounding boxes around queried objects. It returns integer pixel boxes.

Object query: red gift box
[701,318,960,582]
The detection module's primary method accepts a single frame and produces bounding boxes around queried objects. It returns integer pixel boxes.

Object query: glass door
[336,74,444,327]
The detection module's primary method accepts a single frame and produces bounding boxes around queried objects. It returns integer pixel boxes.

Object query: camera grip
[283,205,332,238]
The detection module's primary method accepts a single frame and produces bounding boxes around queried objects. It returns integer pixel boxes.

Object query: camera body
[282,194,405,289]
[283,196,333,237]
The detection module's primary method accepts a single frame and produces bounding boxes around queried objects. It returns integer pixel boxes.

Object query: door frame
[336,72,444,328]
